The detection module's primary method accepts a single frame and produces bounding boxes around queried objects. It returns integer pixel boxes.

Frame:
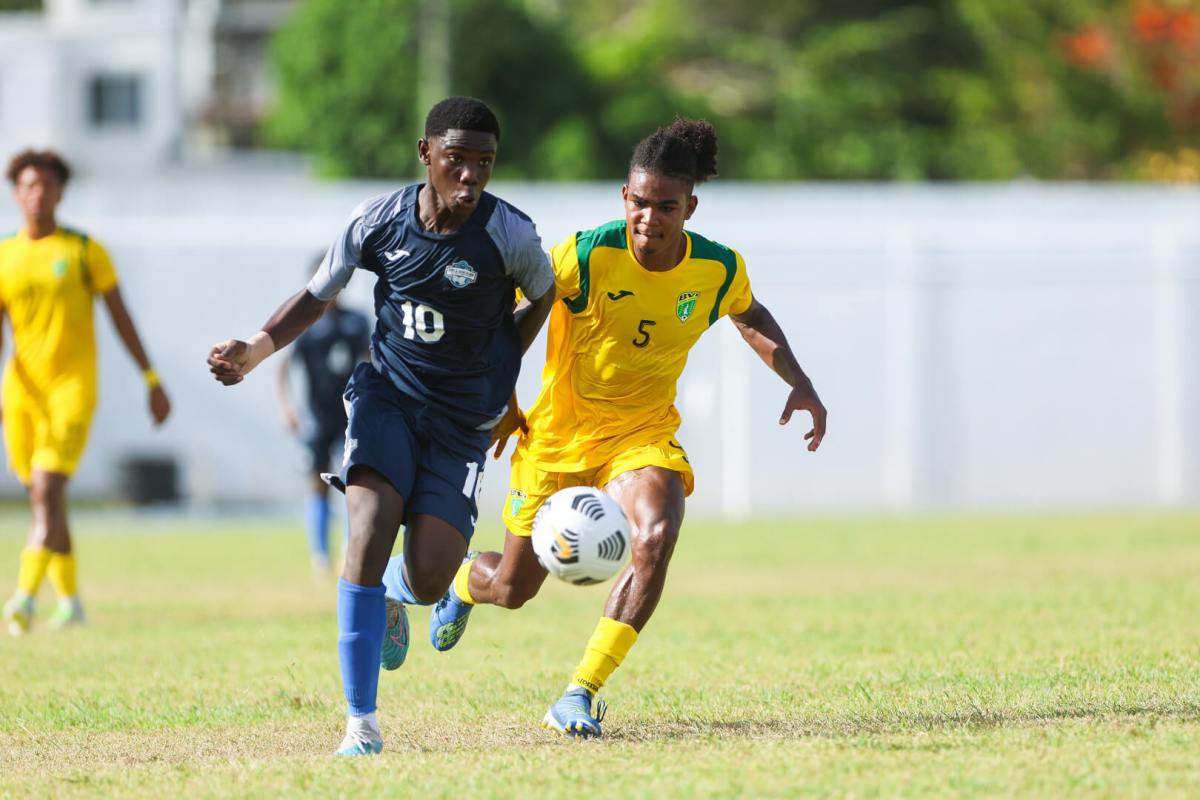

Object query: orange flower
[1062,25,1113,68]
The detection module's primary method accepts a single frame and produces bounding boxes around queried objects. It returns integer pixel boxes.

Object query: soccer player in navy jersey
[275,257,371,575]
[207,97,555,755]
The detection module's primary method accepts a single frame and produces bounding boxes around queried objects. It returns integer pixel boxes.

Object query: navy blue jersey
[291,306,371,424]
[307,185,554,430]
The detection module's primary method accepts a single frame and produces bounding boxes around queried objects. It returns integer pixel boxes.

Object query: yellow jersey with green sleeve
[0,227,118,397]
[520,220,753,472]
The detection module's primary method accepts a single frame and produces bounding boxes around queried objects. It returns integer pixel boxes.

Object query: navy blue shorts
[326,363,490,541]
[301,417,345,474]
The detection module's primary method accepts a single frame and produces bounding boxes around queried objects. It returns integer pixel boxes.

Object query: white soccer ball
[532,486,631,585]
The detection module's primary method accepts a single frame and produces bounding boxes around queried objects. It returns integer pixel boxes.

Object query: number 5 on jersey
[401,300,445,342]
[632,319,656,348]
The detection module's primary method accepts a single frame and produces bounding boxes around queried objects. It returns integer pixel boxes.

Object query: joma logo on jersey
[444,260,478,288]
[676,291,700,322]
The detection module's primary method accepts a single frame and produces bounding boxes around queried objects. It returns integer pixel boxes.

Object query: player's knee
[407,570,452,605]
[632,517,679,570]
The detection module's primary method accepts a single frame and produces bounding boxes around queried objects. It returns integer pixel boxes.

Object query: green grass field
[2,512,1198,798]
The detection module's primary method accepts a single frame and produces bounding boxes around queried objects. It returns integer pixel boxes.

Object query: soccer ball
[532,486,631,585]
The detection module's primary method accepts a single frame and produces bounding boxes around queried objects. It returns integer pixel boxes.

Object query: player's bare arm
[730,297,826,451]
[489,291,553,457]
[208,289,330,386]
[102,287,171,426]
[513,289,554,353]
[274,355,301,434]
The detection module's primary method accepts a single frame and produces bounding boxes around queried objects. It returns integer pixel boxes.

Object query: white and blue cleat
[428,551,478,652]
[381,597,410,671]
[335,717,383,756]
[542,687,607,739]
[334,734,383,756]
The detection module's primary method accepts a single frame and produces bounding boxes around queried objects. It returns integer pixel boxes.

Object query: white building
[0,0,291,174]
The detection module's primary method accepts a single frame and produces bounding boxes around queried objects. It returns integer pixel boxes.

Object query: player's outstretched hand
[208,339,250,386]
[149,385,171,426]
[490,402,528,459]
[780,384,827,452]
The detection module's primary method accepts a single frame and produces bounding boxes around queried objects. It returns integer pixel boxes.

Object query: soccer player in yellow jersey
[413,118,827,736]
[0,150,171,635]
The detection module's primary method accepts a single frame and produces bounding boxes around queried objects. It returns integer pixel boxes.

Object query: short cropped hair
[630,117,719,186]
[424,97,501,143]
[6,149,71,186]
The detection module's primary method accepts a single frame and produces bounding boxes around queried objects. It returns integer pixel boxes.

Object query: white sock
[347,712,379,735]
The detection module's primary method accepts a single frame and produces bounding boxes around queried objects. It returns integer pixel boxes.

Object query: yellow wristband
[143,368,161,389]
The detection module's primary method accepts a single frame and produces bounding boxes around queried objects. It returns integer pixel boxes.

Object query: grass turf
[1,512,1198,798]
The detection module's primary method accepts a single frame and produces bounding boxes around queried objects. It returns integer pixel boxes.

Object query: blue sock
[382,554,423,605]
[305,495,331,561]
[337,578,386,716]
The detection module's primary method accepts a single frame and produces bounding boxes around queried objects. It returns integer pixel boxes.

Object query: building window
[88,74,142,127]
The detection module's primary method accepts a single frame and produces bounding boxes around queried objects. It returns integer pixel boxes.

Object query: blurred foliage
[269,0,1200,180]
[0,0,42,10]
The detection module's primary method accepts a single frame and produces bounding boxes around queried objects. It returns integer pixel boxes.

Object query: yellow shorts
[2,381,95,485]
[502,437,695,537]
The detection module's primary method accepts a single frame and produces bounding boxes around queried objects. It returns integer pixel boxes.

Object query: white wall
[0,165,1196,515]
[0,0,186,173]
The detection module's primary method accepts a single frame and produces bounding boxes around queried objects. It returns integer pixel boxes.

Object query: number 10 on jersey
[400,301,445,343]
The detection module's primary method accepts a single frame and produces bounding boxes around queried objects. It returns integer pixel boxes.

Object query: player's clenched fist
[208,339,250,385]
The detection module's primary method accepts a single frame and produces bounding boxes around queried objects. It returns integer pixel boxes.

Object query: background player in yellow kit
[404,118,827,736]
[0,149,171,635]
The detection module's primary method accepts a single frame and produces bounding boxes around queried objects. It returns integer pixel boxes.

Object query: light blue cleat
[334,734,383,756]
[334,717,383,756]
[542,687,607,739]
[381,597,410,671]
[428,551,477,652]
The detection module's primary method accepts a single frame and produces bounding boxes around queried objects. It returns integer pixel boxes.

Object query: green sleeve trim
[564,220,626,314]
[688,231,739,325]
[59,227,95,292]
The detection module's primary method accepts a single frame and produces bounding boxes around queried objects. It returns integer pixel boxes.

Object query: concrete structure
[0,0,291,173]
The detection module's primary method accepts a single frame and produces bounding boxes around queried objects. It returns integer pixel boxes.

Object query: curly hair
[630,117,718,185]
[424,96,501,142]
[6,149,71,185]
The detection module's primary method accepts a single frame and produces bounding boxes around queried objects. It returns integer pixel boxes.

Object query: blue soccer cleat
[542,687,608,739]
[381,597,410,671]
[428,551,477,652]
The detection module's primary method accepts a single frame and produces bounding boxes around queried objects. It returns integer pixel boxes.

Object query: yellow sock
[17,547,53,596]
[453,556,477,605]
[571,617,639,694]
[47,552,77,599]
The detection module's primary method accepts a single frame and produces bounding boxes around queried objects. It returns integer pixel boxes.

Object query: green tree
[269,0,606,179]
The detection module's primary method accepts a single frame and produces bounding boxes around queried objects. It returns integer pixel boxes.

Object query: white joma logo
[384,248,411,262]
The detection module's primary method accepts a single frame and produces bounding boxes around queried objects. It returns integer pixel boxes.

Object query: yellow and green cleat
[2,593,33,637]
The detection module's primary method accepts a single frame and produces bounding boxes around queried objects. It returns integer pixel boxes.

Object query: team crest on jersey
[52,258,68,279]
[444,259,478,288]
[508,489,527,518]
[676,291,699,322]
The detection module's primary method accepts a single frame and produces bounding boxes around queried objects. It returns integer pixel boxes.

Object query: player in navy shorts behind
[275,256,371,575]
[207,97,555,755]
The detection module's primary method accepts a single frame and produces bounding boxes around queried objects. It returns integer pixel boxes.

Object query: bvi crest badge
[675,291,699,322]
[444,259,478,288]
